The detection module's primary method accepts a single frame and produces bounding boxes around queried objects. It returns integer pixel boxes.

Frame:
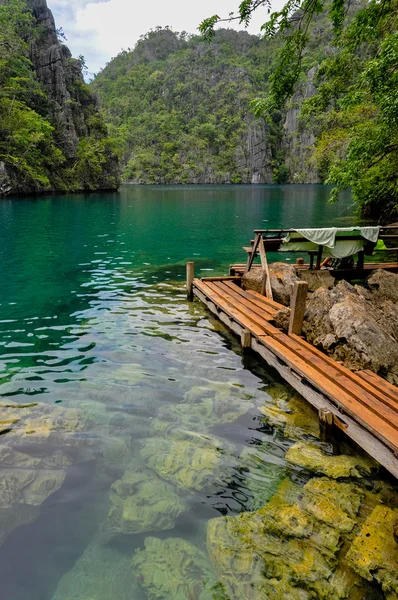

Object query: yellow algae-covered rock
[103,468,186,535]
[260,384,320,439]
[140,435,223,491]
[207,476,378,600]
[285,442,377,478]
[302,477,363,533]
[346,505,398,595]
[257,478,342,556]
[132,536,216,600]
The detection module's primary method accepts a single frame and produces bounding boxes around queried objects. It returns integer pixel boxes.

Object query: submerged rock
[260,383,320,439]
[132,536,216,600]
[285,441,377,478]
[207,476,376,599]
[140,434,224,491]
[346,505,398,595]
[52,539,138,600]
[0,402,93,546]
[103,467,186,535]
[150,382,253,434]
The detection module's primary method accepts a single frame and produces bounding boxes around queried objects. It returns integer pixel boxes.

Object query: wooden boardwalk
[193,277,398,479]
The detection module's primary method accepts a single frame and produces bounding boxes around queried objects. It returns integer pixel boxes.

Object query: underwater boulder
[103,467,186,535]
[259,383,320,439]
[132,536,216,600]
[285,442,377,478]
[140,434,224,491]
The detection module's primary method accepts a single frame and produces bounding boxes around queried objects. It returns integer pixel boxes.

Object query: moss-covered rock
[103,467,186,535]
[140,434,224,491]
[285,442,377,478]
[302,477,363,533]
[132,536,216,600]
[346,505,398,595]
[207,476,375,599]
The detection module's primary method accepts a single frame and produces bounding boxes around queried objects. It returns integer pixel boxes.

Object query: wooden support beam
[245,233,261,273]
[186,262,194,300]
[288,281,308,335]
[319,407,334,442]
[241,329,251,349]
[258,236,273,300]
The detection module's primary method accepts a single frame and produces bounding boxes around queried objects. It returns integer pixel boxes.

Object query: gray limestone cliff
[283,67,320,183]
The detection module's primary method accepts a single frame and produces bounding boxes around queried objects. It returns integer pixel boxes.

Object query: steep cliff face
[283,67,320,183]
[0,0,119,196]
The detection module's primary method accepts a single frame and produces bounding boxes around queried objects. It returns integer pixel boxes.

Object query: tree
[200,0,398,220]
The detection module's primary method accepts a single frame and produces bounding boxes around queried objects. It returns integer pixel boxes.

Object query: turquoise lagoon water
[0,185,396,600]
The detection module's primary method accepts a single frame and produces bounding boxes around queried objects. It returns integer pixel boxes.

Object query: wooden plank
[205,281,281,336]
[222,281,278,316]
[251,337,398,479]
[244,289,284,311]
[200,276,241,282]
[357,370,398,403]
[275,334,398,427]
[193,286,243,338]
[216,282,276,320]
[193,280,266,337]
[258,236,273,299]
[291,334,398,410]
[288,281,308,335]
[257,334,398,451]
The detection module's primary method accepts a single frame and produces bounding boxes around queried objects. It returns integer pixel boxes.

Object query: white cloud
[48,0,279,74]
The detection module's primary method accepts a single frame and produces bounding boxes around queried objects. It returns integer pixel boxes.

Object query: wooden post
[241,329,251,349]
[288,281,308,335]
[357,250,364,271]
[319,407,334,442]
[186,262,194,300]
[316,245,323,270]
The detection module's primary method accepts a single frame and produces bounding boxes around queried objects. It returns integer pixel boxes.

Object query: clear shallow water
[0,185,396,600]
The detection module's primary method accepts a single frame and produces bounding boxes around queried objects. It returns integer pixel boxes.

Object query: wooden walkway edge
[192,276,398,479]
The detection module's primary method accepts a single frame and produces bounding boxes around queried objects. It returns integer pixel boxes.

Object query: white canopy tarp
[280,227,380,258]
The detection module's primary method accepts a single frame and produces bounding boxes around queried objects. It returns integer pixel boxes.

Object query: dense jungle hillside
[91,22,335,185]
[0,0,119,196]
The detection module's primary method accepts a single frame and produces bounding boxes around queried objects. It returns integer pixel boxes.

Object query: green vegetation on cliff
[0,0,119,196]
[92,28,280,184]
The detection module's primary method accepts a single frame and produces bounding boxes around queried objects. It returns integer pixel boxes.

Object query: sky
[49,0,276,75]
